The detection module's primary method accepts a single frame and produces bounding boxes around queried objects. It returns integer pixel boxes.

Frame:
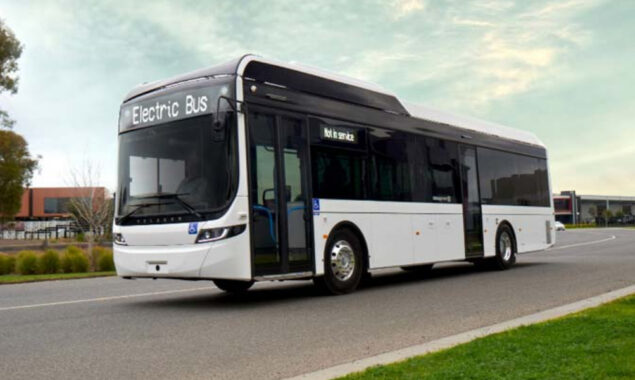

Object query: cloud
[331,0,604,114]
[392,0,426,19]
[452,18,495,28]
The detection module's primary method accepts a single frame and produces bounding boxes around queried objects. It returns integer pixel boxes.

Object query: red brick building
[15,187,107,220]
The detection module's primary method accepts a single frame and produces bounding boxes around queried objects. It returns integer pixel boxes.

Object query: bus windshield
[116,112,237,224]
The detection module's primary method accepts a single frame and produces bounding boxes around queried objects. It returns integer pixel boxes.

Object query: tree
[0,19,37,223]
[0,130,38,221]
[67,161,113,270]
[0,19,23,129]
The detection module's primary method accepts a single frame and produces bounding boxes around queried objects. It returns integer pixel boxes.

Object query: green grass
[564,223,597,229]
[339,295,635,380]
[0,271,116,284]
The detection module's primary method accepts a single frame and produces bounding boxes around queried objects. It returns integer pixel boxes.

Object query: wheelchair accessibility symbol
[312,199,320,215]
[188,222,198,235]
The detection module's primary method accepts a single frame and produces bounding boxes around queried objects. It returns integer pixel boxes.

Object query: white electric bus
[114,55,555,294]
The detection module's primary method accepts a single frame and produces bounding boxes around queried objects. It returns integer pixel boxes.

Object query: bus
[114,55,555,294]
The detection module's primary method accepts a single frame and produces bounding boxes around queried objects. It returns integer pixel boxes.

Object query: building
[15,187,107,220]
[554,190,635,225]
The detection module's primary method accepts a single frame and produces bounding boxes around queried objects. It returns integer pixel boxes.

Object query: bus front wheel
[213,279,254,293]
[315,228,364,295]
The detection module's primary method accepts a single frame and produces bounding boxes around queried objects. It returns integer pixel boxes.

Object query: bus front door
[248,110,313,277]
[459,145,484,258]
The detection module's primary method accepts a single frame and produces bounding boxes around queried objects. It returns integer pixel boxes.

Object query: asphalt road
[1,229,634,379]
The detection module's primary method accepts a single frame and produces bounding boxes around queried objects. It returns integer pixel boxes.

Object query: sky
[1,0,634,195]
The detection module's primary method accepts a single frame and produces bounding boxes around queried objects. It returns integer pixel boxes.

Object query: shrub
[66,245,83,255]
[60,253,72,273]
[5,255,16,274]
[61,247,89,273]
[76,232,86,242]
[70,253,89,273]
[16,251,39,275]
[96,249,115,272]
[38,250,60,274]
[92,246,109,261]
[0,254,14,275]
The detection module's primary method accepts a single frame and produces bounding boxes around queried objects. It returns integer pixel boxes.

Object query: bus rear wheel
[493,224,516,270]
[213,279,254,293]
[315,228,364,295]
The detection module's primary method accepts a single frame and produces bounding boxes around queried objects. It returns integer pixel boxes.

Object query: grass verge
[339,294,635,380]
[0,271,116,284]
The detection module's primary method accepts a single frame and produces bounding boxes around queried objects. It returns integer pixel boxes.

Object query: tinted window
[477,147,550,207]
[369,129,421,201]
[310,118,367,200]
[311,148,367,199]
[425,138,461,203]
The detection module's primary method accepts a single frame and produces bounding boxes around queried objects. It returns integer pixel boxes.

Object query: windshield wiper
[133,192,203,219]
[117,202,167,224]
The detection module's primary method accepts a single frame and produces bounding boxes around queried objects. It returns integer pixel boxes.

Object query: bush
[93,247,114,271]
[76,232,86,242]
[5,255,16,274]
[38,250,60,274]
[16,251,39,275]
[61,247,89,273]
[0,254,15,275]
[66,245,83,255]
[97,251,115,272]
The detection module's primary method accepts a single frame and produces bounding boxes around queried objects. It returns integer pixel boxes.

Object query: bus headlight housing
[113,233,127,246]
[196,224,246,244]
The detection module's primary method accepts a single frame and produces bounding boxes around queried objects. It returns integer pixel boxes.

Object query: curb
[286,284,635,380]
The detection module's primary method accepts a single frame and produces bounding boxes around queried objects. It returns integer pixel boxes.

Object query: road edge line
[285,284,635,380]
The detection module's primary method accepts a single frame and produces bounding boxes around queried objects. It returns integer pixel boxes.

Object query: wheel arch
[496,220,518,253]
[328,221,370,272]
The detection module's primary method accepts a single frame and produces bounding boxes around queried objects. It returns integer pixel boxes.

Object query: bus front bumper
[113,237,251,281]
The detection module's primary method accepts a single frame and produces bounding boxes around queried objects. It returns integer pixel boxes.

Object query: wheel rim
[330,240,356,282]
[499,231,513,261]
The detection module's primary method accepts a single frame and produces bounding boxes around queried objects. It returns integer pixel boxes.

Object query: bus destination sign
[320,125,357,144]
[119,85,228,131]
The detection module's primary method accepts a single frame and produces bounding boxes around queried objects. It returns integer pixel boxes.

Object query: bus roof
[123,54,544,148]
[402,102,544,148]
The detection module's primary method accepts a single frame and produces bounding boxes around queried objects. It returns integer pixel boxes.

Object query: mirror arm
[214,96,245,126]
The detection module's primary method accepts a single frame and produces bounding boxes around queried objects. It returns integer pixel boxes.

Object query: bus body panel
[481,205,555,257]
[413,211,466,264]
[313,200,467,272]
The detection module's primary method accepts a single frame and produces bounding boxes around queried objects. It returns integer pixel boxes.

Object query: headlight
[113,233,127,245]
[196,224,246,244]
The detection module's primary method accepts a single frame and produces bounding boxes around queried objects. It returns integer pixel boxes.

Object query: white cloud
[338,0,605,113]
[452,17,495,28]
[392,0,426,19]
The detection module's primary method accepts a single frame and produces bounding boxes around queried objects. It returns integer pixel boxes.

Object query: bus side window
[425,138,460,203]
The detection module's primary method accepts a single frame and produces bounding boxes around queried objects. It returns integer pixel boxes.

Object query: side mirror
[212,119,226,142]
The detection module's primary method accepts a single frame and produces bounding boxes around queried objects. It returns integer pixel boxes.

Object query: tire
[213,279,254,293]
[314,228,364,295]
[493,224,516,270]
[401,264,434,272]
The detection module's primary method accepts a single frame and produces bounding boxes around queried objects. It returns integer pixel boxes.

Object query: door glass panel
[460,146,484,255]
[280,117,310,270]
[248,113,280,270]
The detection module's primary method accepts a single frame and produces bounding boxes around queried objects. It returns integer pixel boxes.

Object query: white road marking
[548,235,616,251]
[0,286,213,312]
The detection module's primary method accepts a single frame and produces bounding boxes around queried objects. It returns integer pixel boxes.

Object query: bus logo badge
[312,199,320,215]
[188,222,198,235]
